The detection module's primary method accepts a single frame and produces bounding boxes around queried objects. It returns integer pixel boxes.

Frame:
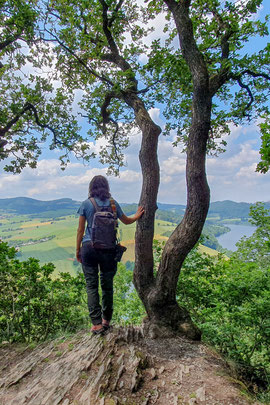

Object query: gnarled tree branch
[108,0,125,28]
[0,32,22,51]
[230,70,270,119]
[230,74,254,119]
[164,0,208,85]
[208,7,234,96]
[98,0,138,89]
[0,102,69,150]
[241,69,270,81]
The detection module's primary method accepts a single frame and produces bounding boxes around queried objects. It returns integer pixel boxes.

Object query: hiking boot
[102,319,111,331]
[91,324,104,335]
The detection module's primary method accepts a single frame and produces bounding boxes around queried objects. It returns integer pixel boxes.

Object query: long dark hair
[88,175,111,201]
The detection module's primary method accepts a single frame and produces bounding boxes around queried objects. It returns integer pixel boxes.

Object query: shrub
[176,246,270,397]
[0,242,88,343]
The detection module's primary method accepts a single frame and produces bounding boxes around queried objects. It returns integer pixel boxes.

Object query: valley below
[0,197,263,274]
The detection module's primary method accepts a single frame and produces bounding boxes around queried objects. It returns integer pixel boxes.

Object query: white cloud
[206,127,270,202]
[235,163,261,179]
[161,155,186,175]
[0,174,20,190]
[118,170,140,183]
[27,188,40,197]
[148,108,163,125]
[1,116,270,205]
[207,142,259,172]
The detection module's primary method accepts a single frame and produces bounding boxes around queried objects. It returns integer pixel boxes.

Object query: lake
[217,224,255,251]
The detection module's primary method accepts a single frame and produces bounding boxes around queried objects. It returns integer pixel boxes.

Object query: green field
[0,214,219,274]
[0,214,78,274]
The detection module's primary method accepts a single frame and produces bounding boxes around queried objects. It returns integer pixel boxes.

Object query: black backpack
[89,198,118,249]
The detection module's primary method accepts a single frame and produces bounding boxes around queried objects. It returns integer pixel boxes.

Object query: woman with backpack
[76,175,144,334]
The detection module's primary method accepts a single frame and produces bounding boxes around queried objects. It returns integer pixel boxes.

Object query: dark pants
[81,242,117,325]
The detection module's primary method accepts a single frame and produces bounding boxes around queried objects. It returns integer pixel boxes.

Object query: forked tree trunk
[134,100,211,340]
[142,104,211,339]
[132,0,212,340]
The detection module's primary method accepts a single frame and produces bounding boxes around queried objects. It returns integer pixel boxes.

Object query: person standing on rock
[76,175,144,335]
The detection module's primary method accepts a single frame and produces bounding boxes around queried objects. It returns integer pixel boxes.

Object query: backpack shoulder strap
[90,197,100,212]
[110,198,118,232]
[109,198,117,220]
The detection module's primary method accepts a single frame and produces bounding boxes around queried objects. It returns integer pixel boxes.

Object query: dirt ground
[0,327,261,405]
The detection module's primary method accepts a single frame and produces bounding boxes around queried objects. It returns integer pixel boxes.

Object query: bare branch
[0,139,8,148]
[0,32,22,51]
[211,7,233,60]
[209,70,229,96]
[101,92,116,125]
[108,0,125,28]
[135,79,163,95]
[106,117,121,167]
[26,103,71,148]
[99,0,119,55]
[208,7,235,96]
[164,0,208,87]
[45,9,62,21]
[210,57,270,98]
[0,104,32,138]
[77,7,102,45]
[228,69,270,118]
[26,102,57,135]
[99,92,123,166]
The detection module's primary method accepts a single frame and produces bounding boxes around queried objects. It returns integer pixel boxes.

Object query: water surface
[217,224,255,251]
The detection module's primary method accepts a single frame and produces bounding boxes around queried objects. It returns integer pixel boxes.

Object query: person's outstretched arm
[119,206,144,225]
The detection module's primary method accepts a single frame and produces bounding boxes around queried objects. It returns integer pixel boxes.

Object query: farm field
[1,214,186,274]
[0,214,78,274]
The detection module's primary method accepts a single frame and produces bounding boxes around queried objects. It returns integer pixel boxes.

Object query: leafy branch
[0,102,70,150]
[42,28,114,87]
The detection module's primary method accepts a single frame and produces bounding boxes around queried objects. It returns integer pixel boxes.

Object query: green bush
[152,203,270,399]
[0,242,89,343]
[0,241,144,343]
[177,249,270,393]
[113,263,145,325]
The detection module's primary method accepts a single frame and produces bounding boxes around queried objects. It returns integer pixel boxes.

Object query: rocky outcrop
[0,327,259,405]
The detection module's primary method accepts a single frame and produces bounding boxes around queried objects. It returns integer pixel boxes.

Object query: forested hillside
[0,197,80,216]
[1,197,268,220]
[208,200,270,220]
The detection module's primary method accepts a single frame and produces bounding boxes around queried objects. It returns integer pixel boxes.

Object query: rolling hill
[1,196,269,219]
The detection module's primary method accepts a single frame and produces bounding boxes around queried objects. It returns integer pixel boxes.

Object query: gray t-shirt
[77,197,124,243]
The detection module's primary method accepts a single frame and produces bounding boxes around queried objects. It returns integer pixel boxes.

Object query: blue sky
[0,1,269,205]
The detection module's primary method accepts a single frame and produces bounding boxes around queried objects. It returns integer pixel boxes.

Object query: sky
[0,1,269,205]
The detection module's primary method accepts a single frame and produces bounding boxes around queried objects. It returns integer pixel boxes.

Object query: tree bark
[145,104,211,339]
[131,0,212,340]
[124,93,161,299]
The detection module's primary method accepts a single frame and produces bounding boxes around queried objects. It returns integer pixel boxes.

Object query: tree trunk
[131,0,212,340]
[138,97,211,339]
[144,97,211,339]
[124,94,161,299]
